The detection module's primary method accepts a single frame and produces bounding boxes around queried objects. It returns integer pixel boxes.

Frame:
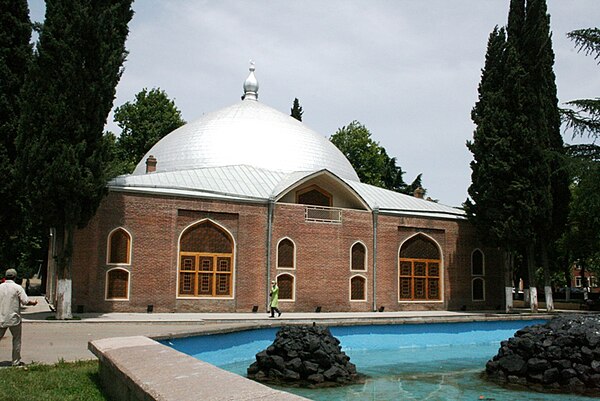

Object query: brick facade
[70,189,504,313]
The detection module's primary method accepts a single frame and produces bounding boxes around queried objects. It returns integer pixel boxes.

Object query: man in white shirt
[0,269,38,366]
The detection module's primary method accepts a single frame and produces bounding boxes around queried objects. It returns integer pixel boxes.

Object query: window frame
[105,267,130,301]
[296,184,332,207]
[397,234,444,303]
[350,241,368,272]
[471,249,485,276]
[176,219,236,300]
[276,237,296,270]
[472,277,485,301]
[276,273,296,302]
[349,274,367,302]
[106,227,132,266]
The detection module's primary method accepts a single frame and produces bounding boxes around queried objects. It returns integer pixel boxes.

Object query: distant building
[46,65,503,313]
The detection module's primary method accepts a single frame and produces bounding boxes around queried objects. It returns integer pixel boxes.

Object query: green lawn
[0,360,107,401]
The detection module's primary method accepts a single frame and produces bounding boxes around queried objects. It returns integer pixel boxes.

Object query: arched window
[178,220,234,298]
[296,185,332,206]
[277,238,295,269]
[398,235,442,301]
[106,268,129,300]
[350,275,366,301]
[277,274,294,301]
[472,277,485,301]
[351,242,366,271]
[472,249,484,276]
[107,228,131,265]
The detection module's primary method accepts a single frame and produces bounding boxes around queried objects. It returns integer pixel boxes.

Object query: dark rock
[543,368,560,384]
[247,325,363,388]
[485,315,600,396]
[498,354,526,374]
[527,358,549,372]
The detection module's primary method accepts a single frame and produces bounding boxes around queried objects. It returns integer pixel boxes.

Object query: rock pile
[485,315,600,396]
[247,325,362,387]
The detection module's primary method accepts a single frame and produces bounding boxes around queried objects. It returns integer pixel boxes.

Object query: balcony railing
[305,205,342,223]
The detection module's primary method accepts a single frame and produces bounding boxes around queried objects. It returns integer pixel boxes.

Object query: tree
[16,0,133,319]
[330,120,417,193]
[290,97,303,122]
[0,0,35,273]
[562,28,600,138]
[467,0,568,313]
[113,88,185,175]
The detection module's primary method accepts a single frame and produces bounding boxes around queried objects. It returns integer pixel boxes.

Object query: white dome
[132,98,360,181]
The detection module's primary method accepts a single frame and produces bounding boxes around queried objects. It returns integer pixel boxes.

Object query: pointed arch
[350,241,367,271]
[106,227,132,265]
[471,248,485,276]
[177,219,235,298]
[398,233,443,302]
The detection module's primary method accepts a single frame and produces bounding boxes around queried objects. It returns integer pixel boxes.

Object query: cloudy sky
[28,1,600,207]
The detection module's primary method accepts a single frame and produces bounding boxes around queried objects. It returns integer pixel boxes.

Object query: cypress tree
[17,0,133,318]
[0,0,33,269]
[290,97,303,121]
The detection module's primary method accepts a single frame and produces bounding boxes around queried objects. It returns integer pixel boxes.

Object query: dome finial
[243,60,259,101]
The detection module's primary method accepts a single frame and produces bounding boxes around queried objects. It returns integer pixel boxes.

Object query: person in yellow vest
[269,280,281,318]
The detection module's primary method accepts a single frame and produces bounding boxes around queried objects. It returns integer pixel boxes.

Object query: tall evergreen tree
[0,0,33,270]
[468,0,568,312]
[16,0,133,319]
[290,97,303,121]
[113,87,185,175]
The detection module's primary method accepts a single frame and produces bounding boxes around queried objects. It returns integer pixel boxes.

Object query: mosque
[47,65,504,313]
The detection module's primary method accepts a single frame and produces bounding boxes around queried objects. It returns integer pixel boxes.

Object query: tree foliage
[0,0,40,275]
[562,28,600,138]
[290,97,303,122]
[330,120,420,195]
[112,87,185,175]
[467,0,569,310]
[16,0,133,318]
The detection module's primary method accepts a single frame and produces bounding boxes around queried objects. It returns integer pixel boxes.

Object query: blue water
[164,320,597,401]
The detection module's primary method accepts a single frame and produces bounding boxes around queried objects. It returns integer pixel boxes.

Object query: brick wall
[71,191,504,313]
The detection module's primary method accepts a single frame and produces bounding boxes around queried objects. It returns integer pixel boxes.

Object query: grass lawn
[0,360,107,401]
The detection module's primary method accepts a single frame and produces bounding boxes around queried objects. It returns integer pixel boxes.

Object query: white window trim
[105,267,131,301]
[175,219,236,300]
[276,273,296,302]
[397,233,445,304]
[106,227,132,266]
[349,274,367,302]
[471,248,485,276]
[276,237,296,270]
[349,240,368,272]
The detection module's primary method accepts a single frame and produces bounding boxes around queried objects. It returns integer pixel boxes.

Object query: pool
[164,320,597,400]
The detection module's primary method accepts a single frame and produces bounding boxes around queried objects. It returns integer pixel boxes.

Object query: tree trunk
[54,224,74,319]
[526,244,538,313]
[504,250,514,313]
[541,242,554,311]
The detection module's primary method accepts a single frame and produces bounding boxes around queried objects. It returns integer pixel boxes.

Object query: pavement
[0,296,568,366]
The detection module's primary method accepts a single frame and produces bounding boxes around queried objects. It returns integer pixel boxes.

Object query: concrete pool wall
[88,313,555,401]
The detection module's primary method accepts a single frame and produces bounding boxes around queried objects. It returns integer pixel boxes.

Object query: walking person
[0,269,38,366]
[269,279,281,318]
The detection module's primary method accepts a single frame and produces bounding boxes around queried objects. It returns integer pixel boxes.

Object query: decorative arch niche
[398,234,442,302]
[178,220,234,298]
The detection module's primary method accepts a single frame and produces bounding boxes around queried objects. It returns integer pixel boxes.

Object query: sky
[27,1,600,207]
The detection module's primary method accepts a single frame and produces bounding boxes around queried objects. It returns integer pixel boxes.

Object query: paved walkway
[0,296,566,366]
